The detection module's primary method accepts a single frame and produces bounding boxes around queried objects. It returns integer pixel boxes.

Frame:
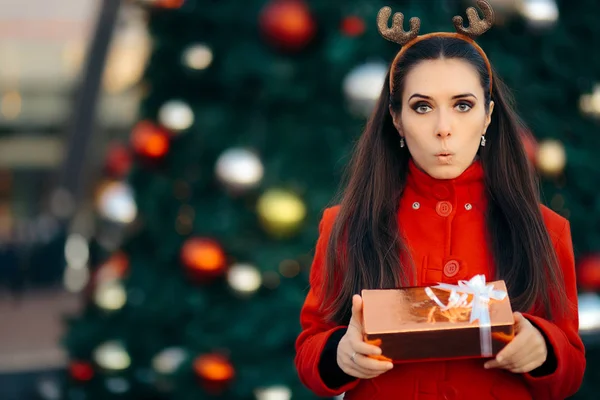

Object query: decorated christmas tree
[62,0,600,399]
[62,0,371,398]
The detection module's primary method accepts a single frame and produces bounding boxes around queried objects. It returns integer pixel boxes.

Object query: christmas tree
[63,0,599,399]
[62,0,371,398]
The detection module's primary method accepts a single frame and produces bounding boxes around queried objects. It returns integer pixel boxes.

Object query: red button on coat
[443,260,460,278]
[436,201,453,217]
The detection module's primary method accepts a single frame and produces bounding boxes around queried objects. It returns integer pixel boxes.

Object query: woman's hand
[484,312,548,374]
[337,294,394,379]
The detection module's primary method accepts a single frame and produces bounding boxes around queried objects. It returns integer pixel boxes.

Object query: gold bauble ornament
[343,61,387,118]
[254,385,292,400]
[158,100,194,132]
[519,0,559,29]
[579,84,600,118]
[94,280,127,311]
[96,181,137,224]
[152,347,187,375]
[215,148,264,193]
[279,259,300,278]
[262,271,281,289]
[536,139,566,176]
[227,263,262,296]
[93,341,131,371]
[182,44,213,70]
[257,189,306,238]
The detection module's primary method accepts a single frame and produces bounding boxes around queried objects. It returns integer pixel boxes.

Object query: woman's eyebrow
[408,93,478,101]
[452,93,477,100]
[408,93,431,101]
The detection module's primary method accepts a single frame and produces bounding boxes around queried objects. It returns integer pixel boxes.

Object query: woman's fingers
[351,295,364,325]
[336,294,394,380]
[350,352,394,373]
[351,340,382,356]
[342,365,378,380]
[343,366,383,380]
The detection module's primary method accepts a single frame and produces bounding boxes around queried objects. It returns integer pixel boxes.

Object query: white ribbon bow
[424,274,507,357]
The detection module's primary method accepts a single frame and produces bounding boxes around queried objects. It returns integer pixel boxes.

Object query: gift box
[361,277,515,363]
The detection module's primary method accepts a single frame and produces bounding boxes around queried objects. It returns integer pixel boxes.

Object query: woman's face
[390,58,494,179]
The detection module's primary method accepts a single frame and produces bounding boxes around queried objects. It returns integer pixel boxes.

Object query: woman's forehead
[403,58,483,98]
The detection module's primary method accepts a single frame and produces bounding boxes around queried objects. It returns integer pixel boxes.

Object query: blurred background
[0,0,598,399]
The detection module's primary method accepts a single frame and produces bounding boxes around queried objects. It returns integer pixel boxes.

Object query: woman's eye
[414,103,432,114]
[456,102,473,112]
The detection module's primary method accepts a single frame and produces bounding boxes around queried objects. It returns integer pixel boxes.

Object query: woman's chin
[426,164,464,180]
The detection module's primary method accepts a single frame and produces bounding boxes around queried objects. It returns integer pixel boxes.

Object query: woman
[294,1,585,399]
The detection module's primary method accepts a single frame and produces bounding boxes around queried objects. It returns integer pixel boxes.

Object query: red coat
[295,160,585,399]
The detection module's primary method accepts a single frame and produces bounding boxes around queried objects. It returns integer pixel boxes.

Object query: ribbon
[424,275,507,357]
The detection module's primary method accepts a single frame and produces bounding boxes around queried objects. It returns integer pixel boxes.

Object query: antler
[452,0,495,38]
[377,6,421,46]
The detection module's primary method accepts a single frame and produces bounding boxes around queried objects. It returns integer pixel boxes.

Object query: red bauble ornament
[96,252,129,283]
[69,361,94,382]
[153,0,185,8]
[84,252,130,299]
[341,16,365,37]
[181,238,227,281]
[578,254,600,291]
[259,0,316,51]
[193,354,235,394]
[130,120,170,160]
[105,143,132,178]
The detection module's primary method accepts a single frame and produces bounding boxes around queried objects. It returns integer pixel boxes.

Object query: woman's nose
[436,112,452,139]
[437,130,452,139]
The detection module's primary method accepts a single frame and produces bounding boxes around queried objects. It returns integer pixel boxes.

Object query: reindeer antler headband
[377,0,495,95]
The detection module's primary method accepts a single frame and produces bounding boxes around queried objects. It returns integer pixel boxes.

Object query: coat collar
[403,158,487,212]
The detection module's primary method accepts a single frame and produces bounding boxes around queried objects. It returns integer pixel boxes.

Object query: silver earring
[481,135,486,147]
[400,137,405,148]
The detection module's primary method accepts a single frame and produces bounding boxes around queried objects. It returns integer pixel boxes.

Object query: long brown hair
[322,36,568,325]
